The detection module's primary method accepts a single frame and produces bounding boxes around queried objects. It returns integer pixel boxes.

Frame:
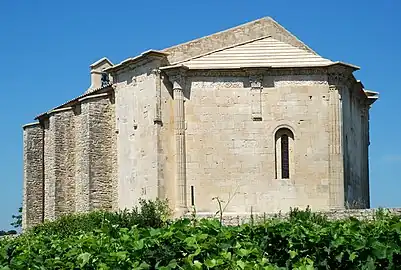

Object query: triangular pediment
[177,36,333,69]
[163,17,319,64]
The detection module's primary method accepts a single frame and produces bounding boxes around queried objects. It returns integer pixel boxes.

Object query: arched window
[275,128,294,179]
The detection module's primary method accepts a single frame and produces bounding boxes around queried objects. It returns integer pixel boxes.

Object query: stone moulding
[22,122,41,129]
[78,92,110,103]
[47,107,74,116]
[190,79,244,89]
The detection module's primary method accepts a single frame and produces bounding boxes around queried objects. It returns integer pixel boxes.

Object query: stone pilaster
[22,123,44,230]
[327,65,353,209]
[249,73,263,121]
[153,69,162,124]
[327,83,344,209]
[167,68,188,216]
[153,69,165,199]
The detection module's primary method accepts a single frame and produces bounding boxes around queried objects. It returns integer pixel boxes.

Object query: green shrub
[2,206,401,269]
[29,198,171,237]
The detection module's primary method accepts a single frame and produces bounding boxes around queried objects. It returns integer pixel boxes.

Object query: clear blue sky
[0,0,400,229]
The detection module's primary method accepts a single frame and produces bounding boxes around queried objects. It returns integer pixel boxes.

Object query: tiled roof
[35,84,113,120]
[178,36,333,69]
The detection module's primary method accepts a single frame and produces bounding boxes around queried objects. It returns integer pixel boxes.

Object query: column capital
[249,74,263,89]
[164,66,188,90]
[244,69,264,89]
[152,68,161,76]
[327,64,354,87]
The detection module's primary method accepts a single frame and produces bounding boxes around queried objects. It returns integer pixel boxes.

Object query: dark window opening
[281,134,289,179]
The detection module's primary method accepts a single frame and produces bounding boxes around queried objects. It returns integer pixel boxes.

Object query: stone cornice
[327,63,357,87]
[22,122,41,129]
[78,92,110,103]
[105,50,168,75]
[47,107,74,116]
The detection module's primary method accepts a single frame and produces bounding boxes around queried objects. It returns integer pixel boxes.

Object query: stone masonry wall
[185,73,331,215]
[22,123,44,230]
[75,93,116,212]
[75,102,90,212]
[114,61,163,210]
[54,110,76,216]
[88,95,115,211]
[43,116,56,220]
[43,109,76,220]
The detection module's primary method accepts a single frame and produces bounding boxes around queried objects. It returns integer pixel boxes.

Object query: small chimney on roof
[86,57,114,93]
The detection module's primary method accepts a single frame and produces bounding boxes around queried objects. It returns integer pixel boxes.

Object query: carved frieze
[190,78,244,89]
[273,74,328,87]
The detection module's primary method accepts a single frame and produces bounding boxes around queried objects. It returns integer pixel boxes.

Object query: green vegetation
[1,202,401,269]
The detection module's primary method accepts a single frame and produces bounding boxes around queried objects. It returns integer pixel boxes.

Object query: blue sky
[0,0,400,229]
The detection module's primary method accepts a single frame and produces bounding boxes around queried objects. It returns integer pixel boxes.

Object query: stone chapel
[22,17,379,229]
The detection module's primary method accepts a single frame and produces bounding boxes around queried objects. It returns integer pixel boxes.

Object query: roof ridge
[172,36,272,65]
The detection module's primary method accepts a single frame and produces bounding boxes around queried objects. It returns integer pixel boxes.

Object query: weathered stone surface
[43,109,76,220]
[22,18,377,226]
[43,117,56,221]
[163,17,316,64]
[88,95,115,210]
[75,94,116,212]
[113,60,164,210]
[183,73,332,215]
[23,123,44,230]
[75,102,90,213]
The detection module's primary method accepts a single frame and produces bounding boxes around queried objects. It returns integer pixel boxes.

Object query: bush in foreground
[1,206,401,269]
[29,198,171,237]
